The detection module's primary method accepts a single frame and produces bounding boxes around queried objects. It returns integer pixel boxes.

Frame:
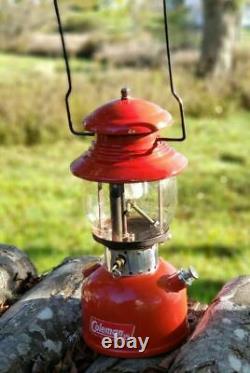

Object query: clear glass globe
[85,177,177,243]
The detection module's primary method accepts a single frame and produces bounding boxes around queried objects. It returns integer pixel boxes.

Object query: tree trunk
[0,255,100,373]
[198,0,241,77]
[0,244,37,309]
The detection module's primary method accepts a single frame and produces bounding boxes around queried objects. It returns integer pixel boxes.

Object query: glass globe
[85,177,177,243]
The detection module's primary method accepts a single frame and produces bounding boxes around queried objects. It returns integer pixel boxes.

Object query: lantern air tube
[109,184,125,241]
[98,183,103,230]
[158,181,164,232]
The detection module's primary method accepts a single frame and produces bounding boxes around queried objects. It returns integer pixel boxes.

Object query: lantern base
[82,258,189,358]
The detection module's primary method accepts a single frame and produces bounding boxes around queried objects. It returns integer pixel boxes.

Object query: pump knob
[178,266,199,286]
[112,267,122,278]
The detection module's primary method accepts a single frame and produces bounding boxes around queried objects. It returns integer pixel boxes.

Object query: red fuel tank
[82,258,188,358]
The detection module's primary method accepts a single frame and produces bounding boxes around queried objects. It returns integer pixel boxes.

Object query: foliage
[61,11,105,32]
[229,0,246,11]
[0,0,198,54]
[202,0,245,12]
[63,0,99,10]
[0,0,52,52]
[0,52,250,146]
[145,6,197,50]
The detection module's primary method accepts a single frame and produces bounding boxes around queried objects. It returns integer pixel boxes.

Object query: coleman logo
[90,317,135,339]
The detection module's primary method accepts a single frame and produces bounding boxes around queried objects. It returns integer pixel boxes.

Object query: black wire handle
[159,0,186,142]
[54,0,185,141]
[53,0,94,137]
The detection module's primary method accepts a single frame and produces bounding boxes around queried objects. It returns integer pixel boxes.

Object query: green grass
[0,52,249,303]
[1,51,250,149]
[0,111,249,303]
[239,28,250,49]
[0,53,97,78]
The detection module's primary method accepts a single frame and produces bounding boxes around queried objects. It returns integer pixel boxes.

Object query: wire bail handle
[53,0,94,137]
[160,0,186,142]
[53,0,186,141]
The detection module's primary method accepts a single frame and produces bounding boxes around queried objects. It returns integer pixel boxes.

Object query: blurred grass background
[0,0,249,303]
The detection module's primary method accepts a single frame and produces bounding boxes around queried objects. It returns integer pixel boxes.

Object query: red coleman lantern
[54,0,198,358]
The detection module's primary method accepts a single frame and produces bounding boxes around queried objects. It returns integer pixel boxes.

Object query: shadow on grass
[25,245,102,257]
[164,243,241,258]
[25,246,56,257]
[188,278,225,304]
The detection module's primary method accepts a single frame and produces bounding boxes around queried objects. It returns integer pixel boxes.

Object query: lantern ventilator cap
[82,88,173,136]
[71,89,188,183]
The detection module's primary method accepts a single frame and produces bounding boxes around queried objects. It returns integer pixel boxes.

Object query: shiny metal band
[105,245,158,277]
